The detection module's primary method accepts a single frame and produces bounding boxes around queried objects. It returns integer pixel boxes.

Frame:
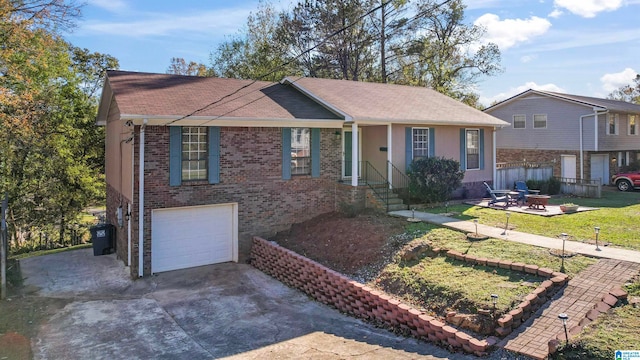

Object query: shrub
[526,177,561,195]
[407,157,465,204]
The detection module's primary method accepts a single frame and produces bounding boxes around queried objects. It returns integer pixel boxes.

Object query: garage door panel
[151,204,237,273]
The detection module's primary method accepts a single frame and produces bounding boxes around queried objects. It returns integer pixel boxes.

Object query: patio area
[465,199,599,217]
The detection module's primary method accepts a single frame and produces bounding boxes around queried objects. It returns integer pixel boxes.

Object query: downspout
[387,124,392,189]
[579,109,608,180]
[138,119,147,278]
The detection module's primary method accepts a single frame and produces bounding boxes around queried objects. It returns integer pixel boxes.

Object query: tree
[167,57,214,77]
[279,0,378,81]
[1,0,118,251]
[210,0,296,81]
[608,74,640,104]
[386,0,501,106]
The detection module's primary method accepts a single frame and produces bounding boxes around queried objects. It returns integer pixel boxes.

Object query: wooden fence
[495,161,554,190]
[557,177,602,198]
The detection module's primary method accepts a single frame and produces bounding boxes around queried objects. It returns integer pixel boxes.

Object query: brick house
[97,71,508,277]
[485,89,640,184]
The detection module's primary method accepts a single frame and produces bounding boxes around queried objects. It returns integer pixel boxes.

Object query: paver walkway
[500,259,640,359]
[389,210,640,359]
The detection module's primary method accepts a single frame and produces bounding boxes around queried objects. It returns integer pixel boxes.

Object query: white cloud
[89,0,128,13]
[481,82,565,106]
[474,14,552,50]
[600,68,638,92]
[80,9,251,38]
[548,9,563,18]
[520,55,537,63]
[553,0,622,18]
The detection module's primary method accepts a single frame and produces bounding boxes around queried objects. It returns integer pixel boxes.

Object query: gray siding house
[485,89,640,184]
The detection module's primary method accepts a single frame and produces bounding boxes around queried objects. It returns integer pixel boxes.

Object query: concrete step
[387,203,409,211]
[387,197,404,205]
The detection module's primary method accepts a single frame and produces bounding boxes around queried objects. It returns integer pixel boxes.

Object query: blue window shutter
[282,128,291,180]
[169,126,182,186]
[208,127,220,184]
[311,128,320,178]
[479,129,485,170]
[459,129,466,171]
[405,127,412,171]
[428,128,435,158]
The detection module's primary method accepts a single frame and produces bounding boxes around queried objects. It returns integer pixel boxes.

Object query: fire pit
[525,194,551,210]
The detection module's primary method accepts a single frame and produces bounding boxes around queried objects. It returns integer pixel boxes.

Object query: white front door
[590,154,609,185]
[151,203,238,273]
[561,155,577,182]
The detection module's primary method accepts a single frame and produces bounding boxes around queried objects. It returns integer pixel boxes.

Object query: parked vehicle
[611,172,640,191]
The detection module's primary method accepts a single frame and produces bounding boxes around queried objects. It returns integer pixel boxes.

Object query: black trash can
[91,223,115,256]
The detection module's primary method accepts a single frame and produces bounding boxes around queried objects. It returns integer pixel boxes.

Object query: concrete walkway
[389,210,640,264]
[390,209,640,359]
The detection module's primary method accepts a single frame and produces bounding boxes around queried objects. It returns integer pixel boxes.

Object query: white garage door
[151,203,238,273]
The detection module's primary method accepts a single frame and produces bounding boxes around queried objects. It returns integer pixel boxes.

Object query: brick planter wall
[547,286,629,354]
[250,237,496,356]
[442,249,568,338]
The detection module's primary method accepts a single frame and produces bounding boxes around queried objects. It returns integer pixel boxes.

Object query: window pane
[181,126,208,181]
[533,114,547,129]
[466,130,479,170]
[413,128,429,159]
[291,128,311,175]
[513,115,525,129]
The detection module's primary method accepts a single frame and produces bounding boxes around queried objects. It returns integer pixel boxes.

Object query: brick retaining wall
[251,236,497,355]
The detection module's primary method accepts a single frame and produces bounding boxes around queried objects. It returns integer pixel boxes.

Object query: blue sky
[65,0,640,107]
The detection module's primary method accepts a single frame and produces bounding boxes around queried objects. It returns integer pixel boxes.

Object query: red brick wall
[129,126,344,276]
[497,149,579,178]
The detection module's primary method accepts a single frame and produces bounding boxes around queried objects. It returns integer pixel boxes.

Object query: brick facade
[109,125,354,277]
[105,183,132,265]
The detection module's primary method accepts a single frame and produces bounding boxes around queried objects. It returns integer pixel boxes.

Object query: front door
[342,130,362,178]
[590,154,609,185]
[561,155,577,182]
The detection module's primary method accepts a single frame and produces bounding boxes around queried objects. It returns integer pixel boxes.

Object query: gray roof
[98,71,510,127]
[485,89,640,114]
[285,77,509,127]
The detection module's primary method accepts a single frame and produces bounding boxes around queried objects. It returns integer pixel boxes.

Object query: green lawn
[422,188,640,250]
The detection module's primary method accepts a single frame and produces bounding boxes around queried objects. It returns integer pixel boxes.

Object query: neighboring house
[97,71,508,277]
[485,89,640,184]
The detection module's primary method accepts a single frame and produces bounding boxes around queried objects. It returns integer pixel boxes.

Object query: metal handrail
[361,161,390,212]
[388,161,412,209]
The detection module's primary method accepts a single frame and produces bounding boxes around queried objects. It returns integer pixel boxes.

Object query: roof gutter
[121,115,344,128]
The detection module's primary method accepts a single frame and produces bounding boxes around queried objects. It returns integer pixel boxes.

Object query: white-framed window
[628,115,637,135]
[513,114,526,129]
[607,114,619,135]
[533,114,547,129]
[291,128,311,175]
[181,126,208,181]
[466,129,480,170]
[412,128,429,160]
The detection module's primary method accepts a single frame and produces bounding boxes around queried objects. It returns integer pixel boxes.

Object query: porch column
[351,123,359,187]
[387,123,393,188]
[492,128,497,183]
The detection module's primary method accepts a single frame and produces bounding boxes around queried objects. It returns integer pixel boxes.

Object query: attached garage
[151,203,238,273]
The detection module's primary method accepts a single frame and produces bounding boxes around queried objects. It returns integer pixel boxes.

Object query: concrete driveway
[20,249,472,360]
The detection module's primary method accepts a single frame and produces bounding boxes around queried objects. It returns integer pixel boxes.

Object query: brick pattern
[251,237,500,356]
[497,148,634,182]
[500,259,640,360]
[116,125,347,277]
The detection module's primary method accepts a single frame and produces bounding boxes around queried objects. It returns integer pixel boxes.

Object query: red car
[611,172,640,191]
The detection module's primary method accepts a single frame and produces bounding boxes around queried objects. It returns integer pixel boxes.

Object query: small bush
[526,177,561,195]
[407,157,465,204]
